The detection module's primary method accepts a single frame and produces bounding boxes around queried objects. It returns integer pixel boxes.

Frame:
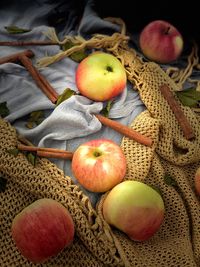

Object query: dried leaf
[56,88,76,106]
[6,148,19,157]
[101,100,113,117]
[26,152,37,167]
[164,173,178,188]
[61,41,87,62]
[176,87,200,107]
[0,177,7,192]
[5,25,31,34]
[26,110,44,129]
[0,102,9,118]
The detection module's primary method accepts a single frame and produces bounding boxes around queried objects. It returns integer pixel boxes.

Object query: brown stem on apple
[165,27,170,35]
[159,84,195,140]
[95,114,153,147]
[17,144,74,159]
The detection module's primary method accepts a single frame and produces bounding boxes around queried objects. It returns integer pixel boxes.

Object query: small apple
[11,198,75,264]
[139,20,184,64]
[103,180,165,241]
[71,138,127,192]
[194,167,200,196]
[75,52,127,101]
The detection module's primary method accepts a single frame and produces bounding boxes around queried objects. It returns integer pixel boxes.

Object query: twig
[95,114,153,147]
[0,41,58,46]
[0,49,34,64]
[17,144,73,160]
[0,50,59,103]
[19,54,59,103]
[160,84,194,140]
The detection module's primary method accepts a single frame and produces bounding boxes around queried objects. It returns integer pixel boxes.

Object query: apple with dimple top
[11,198,75,264]
[103,180,165,241]
[75,52,127,101]
[71,138,127,193]
[139,20,184,64]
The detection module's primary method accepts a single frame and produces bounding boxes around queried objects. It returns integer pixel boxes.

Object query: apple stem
[106,66,113,72]
[93,151,102,157]
[165,27,170,35]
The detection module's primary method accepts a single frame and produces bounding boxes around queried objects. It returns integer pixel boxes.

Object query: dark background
[93,0,200,45]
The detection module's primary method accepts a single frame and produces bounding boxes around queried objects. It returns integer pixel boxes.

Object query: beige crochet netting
[1,18,200,266]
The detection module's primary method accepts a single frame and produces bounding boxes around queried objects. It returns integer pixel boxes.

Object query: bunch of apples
[71,138,165,242]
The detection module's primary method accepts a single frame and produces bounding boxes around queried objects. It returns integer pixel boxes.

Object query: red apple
[103,180,165,241]
[71,138,127,192]
[194,167,200,196]
[139,20,184,64]
[75,52,127,101]
[11,198,75,263]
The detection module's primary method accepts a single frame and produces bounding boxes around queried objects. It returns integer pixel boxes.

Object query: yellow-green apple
[11,198,75,263]
[71,138,127,192]
[102,180,165,241]
[194,167,200,196]
[139,20,184,64]
[75,52,127,101]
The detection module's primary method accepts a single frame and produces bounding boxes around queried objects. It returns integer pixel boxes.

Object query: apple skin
[75,52,127,101]
[102,180,165,241]
[11,198,75,264]
[194,167,200,196]
[139,20,184,64]
[71,138,127,193]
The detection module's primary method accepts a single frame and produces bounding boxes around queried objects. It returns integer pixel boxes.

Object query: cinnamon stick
[0,41,58,46]
[17,144,73,159]
[95,114,153,147]
[160,84,194,140]
[19,54,59,103]
[0,49,34,64]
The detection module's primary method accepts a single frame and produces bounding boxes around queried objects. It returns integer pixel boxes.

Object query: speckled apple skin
[103,180,165,241]
[11,198,75,263]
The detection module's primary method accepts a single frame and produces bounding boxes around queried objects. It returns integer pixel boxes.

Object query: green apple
[103,180,165,241]
[139,20,184,64]
[75,52,127,101]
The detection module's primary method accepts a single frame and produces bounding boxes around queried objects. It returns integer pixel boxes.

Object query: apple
[11,198,75,264]
[102,180,165,241]
[75,52,127,101]
[139,20,184,64]
[71,138,127,192]
[194,167,200,196]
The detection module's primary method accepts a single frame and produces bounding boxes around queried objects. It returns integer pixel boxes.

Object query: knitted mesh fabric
[1,26,200,266]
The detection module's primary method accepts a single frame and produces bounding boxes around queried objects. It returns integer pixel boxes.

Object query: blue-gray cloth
[0,0,145,205]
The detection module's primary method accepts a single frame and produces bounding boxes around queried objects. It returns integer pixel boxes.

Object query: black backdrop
[93,0,200,45]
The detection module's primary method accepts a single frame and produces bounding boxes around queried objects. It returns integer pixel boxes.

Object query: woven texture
[1,25,200,266]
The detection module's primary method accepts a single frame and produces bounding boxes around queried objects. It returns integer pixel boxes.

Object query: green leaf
[26,110,44,129]
[164,173,178,187]
[61,41,87,62]
[6,148,19,157]
[5,25,31,34]
[0,177,7,193]
[176,87,200,107]
[26,152,37,167]
[0,102,9,118]
[56,88,76,106]
[101,100,113,117]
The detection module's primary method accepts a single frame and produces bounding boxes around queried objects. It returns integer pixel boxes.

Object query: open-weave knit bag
[1,19,200,266]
